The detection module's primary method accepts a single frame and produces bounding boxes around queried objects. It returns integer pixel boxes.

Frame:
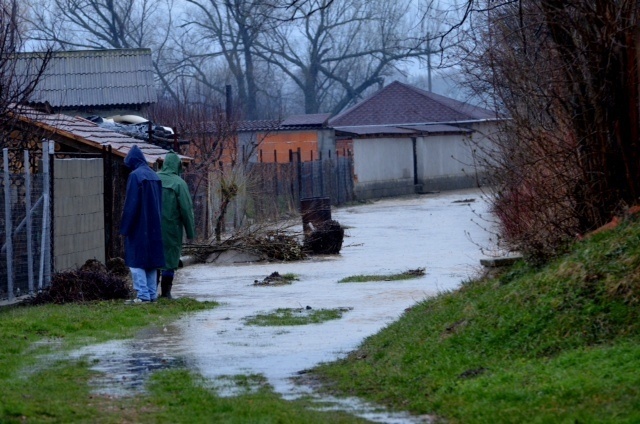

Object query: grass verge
[0,298,365,423]
[339,268,425,283]
[280,273,299,282]
[244,307,352,326]
[312,220,640,423]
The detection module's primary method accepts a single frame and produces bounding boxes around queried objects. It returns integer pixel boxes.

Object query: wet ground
[70,188,499,423]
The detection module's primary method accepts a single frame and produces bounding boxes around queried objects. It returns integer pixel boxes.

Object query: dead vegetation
[184,228,307,263]
[459,1,640,262]
[184,218,345,264]
[25,259,131,305]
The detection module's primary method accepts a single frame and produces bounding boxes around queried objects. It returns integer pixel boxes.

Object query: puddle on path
[66,189,496,424]
[69,325,188,397]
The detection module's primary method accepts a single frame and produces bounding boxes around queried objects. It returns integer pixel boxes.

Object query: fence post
[296,150,302,201]
[24,150,34,294]
[3,148,14,301]
[319,156,325,197]
[103,145,113,261]
[39,142,51,289]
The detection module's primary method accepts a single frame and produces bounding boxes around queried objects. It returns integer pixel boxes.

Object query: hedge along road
[71,188,497,423]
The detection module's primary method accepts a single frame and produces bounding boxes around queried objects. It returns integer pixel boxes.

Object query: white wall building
[330,81,502,199]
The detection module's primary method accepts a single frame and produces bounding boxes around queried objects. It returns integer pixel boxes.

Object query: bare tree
[150,96,263,241]
[25,0,171,49]
[24,0,181,100]
[458,0,640,260]
[180,0,278,120]
[267,0,335,20]
[254,0,434,114]
[0,0,52,146]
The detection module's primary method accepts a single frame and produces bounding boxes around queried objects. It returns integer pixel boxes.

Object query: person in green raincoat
[157,150,195,298]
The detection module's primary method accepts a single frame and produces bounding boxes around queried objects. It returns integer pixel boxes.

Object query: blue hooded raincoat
[119,145,166,269]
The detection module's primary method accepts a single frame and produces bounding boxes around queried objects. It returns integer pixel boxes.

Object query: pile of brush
[247,230,306,261]
[26,258,132,305]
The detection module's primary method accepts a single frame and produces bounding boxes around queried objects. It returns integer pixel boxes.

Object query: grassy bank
[0,298,365,423]
[312,219,640,423]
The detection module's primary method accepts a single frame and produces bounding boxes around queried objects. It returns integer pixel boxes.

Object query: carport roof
[397,124,473,134]
[334,123,472,137]
[334,126,416,136]
[15,106,188,165]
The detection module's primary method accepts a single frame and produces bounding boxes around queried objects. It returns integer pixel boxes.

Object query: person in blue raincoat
[157,150,195,298]
[120,145,165,303]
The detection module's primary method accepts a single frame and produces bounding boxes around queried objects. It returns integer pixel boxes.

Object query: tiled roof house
[327,81,502,198]
[14,48,157,117]
[329,80,496,127]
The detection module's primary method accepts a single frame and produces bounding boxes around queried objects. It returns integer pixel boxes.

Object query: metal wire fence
[0,148,51,302]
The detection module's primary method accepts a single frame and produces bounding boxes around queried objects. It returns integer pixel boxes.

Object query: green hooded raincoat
[157,151,196,270]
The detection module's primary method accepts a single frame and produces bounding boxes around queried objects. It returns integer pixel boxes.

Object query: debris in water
[405,268,426,276]
[304,220,344,254]
[254,272,294,286]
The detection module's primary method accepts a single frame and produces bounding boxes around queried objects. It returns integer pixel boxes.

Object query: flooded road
[72,188,498,423]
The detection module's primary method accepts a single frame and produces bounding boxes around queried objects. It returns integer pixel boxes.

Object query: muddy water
[70,189,499,423]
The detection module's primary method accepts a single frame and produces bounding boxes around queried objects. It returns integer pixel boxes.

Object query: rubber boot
[160,274,174,299]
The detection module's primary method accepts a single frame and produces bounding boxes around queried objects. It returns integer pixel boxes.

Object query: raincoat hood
[158,151,182,176]
[156,149,195,269]
[124,145,147,170]
[119,144,165,269]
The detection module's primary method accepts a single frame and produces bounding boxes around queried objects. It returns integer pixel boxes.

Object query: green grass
[244,307,351,326]
[0,298,366,423]
[338,268,425,283]
[146,369,366,423]
[312,220,640,423]
[0,298,215,422]
[281,273,299,282]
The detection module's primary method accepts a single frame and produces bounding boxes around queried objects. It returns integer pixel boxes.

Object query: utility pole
[427,31,432,92]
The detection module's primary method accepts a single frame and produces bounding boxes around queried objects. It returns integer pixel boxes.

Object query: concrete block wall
[53,158,105,271]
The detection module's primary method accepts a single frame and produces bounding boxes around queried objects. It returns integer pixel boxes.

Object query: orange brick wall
[257,130,319,163]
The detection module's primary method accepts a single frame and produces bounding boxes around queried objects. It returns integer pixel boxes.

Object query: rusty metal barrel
[300,197,331,233]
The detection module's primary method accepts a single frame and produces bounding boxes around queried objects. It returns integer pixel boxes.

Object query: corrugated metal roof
[235,116,331,132]
[14,49,157,108]
[15,106,187,165]
[236,120,282,132]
